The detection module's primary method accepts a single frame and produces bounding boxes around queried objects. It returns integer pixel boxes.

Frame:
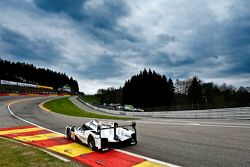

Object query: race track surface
[1,96,250,167]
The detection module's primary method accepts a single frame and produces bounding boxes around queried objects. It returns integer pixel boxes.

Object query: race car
[65,120,137,151]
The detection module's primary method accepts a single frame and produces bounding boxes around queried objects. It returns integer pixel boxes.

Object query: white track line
[7,98,69,162]
[7,97,181,167]
[137,120,250,129]
[7,98,62,135]
[147,119,250,126]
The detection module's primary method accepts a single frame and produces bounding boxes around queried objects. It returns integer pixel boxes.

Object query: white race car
[65,120,137,151]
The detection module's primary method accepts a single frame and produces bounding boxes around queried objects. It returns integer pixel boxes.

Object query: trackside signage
[0,79,53,90]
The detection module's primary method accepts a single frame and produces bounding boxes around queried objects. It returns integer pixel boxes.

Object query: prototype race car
[65,120,137,151]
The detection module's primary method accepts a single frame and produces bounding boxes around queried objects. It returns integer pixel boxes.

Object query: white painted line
[149,119,250,126]
[7,98,62,135]
[7,98,70,162]
[7,97,181,167]
[188,123,201,126]
[195,124,250,129]
[137,120,250,128]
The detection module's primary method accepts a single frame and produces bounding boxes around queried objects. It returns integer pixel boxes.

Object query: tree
[92,70,250,111]
[167,78,175,105]
[187,76,202,109]
[0,58,79,92]
[122,69,174,108]
[96,87,122,104]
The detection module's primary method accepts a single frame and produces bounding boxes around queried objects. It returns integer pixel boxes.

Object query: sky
[0,0,250,94]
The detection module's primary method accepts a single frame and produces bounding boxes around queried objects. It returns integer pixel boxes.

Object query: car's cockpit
[80,124,93,131]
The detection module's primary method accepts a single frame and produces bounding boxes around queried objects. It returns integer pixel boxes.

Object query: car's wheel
[131,133,137,145]
[88,135,96,151]
[66,128,71,140]
[131,140,137,145]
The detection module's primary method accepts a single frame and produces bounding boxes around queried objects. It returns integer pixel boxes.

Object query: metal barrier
[76,97,250,120]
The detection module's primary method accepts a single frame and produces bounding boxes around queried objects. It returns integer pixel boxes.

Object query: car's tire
[88,135,96,151]
[66,128,71,140]
[131,140,137,145]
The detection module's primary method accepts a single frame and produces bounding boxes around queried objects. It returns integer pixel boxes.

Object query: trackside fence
[77,97,250,120]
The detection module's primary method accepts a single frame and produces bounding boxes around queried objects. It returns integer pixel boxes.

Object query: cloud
[0,0,250,94]
[0,27,61,64]
[80,54,123,79]
[34,0,87,21]
[84,0,130,29]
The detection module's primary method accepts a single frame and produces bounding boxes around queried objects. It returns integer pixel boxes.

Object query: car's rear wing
[97,122,136,138]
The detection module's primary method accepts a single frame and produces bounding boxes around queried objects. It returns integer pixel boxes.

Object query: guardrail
[77,97,250,120]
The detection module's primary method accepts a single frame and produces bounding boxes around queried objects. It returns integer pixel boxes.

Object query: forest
[0,59,79,92]
[95,69,250,111]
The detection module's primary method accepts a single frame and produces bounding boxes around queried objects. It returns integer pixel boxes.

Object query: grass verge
[79,95,101,105]
[44,97,135,120]
[0,137,80,167]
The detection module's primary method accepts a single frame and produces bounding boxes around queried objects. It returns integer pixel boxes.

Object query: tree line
[0,59,79,92]
[96,69,250,111]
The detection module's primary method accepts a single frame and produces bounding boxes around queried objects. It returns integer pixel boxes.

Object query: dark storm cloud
[35,0,130,29]
[173,0,250,79]
[0,27,61,64]
[151,52,195,67]
[224,15,250,68]
[34,0,87,21]
[84,0,130,30]
[219,13,249,75]
[86,27,138,44]
[35,0,134,44]
[83,0,133,44]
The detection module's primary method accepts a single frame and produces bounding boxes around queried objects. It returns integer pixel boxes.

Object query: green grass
[0,138,80,167]
[80,95,101,105]
[44,97,135,120]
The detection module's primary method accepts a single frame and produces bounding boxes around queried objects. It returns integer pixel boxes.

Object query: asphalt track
[1,96,250,167]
